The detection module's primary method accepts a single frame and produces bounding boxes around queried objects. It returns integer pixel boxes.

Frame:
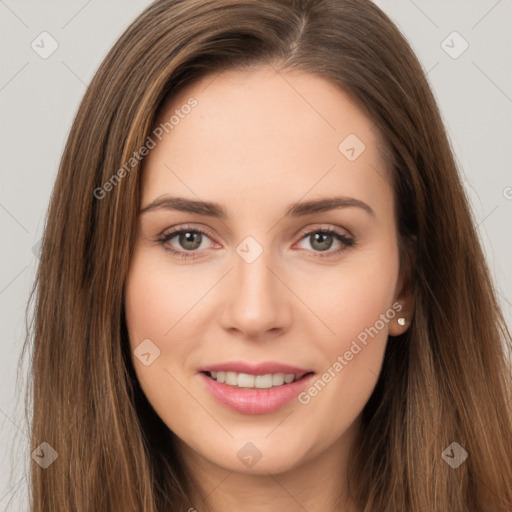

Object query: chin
[196,437,314,476]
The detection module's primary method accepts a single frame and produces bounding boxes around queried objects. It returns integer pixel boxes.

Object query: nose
[219,246,293,339]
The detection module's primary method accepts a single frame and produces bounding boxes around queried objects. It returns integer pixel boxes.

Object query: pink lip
[200,361,311,375]
[198,362,315,415]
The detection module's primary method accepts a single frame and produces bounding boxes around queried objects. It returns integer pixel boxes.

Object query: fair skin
[124,64,413,512]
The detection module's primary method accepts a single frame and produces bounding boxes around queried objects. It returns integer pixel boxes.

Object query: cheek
[303,245,400,349]
[124,253,186,380]
[124,250,206,344]
[294,241,399,418]
[123,253,200,425]
[123,249,220,400]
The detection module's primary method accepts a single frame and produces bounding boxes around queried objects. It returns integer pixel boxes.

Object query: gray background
[1,0,511,509]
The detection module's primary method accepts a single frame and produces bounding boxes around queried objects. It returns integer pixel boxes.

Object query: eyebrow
[140,195,375,218]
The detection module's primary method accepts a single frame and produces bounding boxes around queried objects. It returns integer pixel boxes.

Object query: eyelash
[156,224,355,260]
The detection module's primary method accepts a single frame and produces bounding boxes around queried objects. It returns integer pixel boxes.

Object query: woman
[23,0,512,510]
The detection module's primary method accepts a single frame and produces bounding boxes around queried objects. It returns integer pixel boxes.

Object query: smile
[206,371,307,389]
[199,365,315,415]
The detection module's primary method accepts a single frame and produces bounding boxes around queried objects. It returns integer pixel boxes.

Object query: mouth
[199,366,316,415]
[202,370,312,389]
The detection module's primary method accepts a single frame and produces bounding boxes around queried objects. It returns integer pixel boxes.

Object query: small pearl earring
[397,317,406,326]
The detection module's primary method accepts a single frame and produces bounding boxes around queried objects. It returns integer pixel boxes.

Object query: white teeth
[237,373,255,387]
[255,374,273,389]
[272,373,285,386]
[208,371,301,388]
[225,371,238,385]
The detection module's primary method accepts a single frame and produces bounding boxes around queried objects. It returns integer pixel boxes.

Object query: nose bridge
[220,236,291,336]
[234,240,280,311]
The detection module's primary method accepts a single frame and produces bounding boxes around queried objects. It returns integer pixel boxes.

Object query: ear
[388,244,415,337]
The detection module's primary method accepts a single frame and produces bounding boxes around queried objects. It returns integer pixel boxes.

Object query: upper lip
[200,361,313,376]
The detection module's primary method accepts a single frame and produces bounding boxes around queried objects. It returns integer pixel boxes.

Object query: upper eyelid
[298,223,354,239]
[160,224,216,242]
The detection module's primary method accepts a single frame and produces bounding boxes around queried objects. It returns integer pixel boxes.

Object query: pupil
[180,231,201,250]
[312,233,332,251]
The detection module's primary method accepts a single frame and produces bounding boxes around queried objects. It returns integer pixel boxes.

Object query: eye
[156,225,355,260]
[295,228,355,258]
[157,225,216,259]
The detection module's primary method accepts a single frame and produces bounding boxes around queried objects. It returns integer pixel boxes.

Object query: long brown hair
[20,0,512,510]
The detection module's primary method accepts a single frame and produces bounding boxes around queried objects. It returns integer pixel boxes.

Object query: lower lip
[200,372,315,415]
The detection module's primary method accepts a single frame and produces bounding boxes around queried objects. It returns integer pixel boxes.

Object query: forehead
[142,65,392,216]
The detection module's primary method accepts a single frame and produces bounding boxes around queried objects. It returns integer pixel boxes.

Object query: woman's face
[124,65,410,476]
